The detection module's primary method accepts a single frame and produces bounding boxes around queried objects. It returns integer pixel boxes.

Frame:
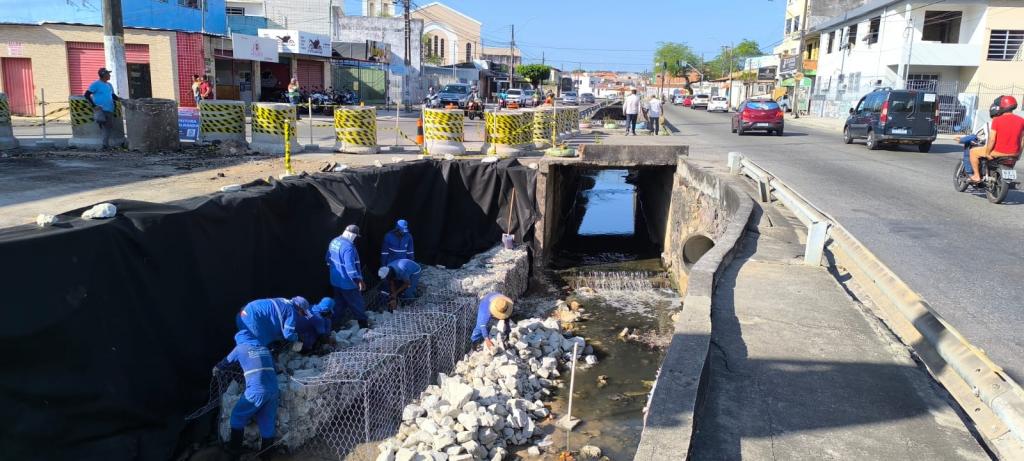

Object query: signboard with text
[231,33,279,63]
[258,29,332,57]
[178,108,200,141]
[780,56,798,74]
[757,66,777,81]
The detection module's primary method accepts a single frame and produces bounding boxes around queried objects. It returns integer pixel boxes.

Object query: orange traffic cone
[416,116,424,145]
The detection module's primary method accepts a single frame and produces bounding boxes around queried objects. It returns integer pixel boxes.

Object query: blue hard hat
[312,297,335,316]
[396,219,409,231]
[290,296,310,311]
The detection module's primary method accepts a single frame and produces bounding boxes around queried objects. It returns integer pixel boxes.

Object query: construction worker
[471,292,514,349]
[327,224,369,329]
[216,296,306,457]
[378,258,422,310]
[294,297,335,353]
[380,219,415,265]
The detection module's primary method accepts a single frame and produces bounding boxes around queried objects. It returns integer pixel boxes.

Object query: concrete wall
[0,24,179,106]
[333,16,424,104]
[966,0,1024,90]
[634,158,753,459]
[263,0,338,37]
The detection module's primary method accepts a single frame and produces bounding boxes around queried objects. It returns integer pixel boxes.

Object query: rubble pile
[420,246,530,300]
[376,316,592,461]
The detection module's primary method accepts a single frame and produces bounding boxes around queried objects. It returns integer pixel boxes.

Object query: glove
[292,341,304,352]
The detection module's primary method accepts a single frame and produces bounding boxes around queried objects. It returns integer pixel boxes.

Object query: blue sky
[344,0,786,71]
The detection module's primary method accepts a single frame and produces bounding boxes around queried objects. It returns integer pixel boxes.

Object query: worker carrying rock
[471,292,514,349]
[380,219,415,265]
[215,296,307,458]
[327,224,369,329]
[293,297,336,353]
[378,258,422,311]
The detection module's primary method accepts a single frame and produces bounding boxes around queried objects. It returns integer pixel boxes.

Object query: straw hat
[489,295,514,320]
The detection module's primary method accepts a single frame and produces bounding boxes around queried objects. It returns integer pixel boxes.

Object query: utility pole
[403,0,411,66]
[509,25,515,91]
[793,0,811,119]
[102,0,129,98]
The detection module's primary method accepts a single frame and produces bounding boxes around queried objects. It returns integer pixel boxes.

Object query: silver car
[561,91,578,105]
[580,93,595,104]
[437,83,472,108]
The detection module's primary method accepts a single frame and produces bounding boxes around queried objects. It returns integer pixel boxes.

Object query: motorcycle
[423,93,439,108]
[954,134,1019,204]
[464,99,483,120]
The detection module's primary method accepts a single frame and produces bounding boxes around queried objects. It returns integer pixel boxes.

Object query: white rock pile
[376,317,588,461]
[420,246,529,300]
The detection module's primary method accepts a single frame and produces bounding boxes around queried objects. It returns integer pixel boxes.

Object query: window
[889,93,916,113]
[785,18,792,34]
[178,0,200,9]
[847,24,858,48]
[827,30,835,53]
[988,30,1024,61]
[867,16,880,44]
[225,6,244,15]
[922,11,962,43]
[466,43,472,62]
[793,15,800,34]
[440,38,445,58]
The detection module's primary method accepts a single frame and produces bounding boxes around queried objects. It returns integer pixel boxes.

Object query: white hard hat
[378,266,391,279]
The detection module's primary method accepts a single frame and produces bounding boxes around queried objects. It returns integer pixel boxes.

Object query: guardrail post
[805,220,829,266]
[728,151,743,174]
[757,178,771,203]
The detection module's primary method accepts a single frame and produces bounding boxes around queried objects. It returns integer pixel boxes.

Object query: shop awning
[781,77,813,88]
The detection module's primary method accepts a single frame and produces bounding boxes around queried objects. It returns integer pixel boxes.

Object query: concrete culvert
[683,234,715,267]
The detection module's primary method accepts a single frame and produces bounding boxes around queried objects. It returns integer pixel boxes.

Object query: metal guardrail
[726,151,1024,458]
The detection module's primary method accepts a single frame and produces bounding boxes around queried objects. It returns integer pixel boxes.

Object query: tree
[652,42,700,78]
[708,39,763,79]
[516,64,552,88]
[421,35,442,66]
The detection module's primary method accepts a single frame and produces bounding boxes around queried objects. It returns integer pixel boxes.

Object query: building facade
[1,0,227,35]
[412,2,481,66]
[480,47,521,69]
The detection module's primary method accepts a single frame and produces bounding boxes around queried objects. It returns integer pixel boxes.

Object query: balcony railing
[227,15,268,36]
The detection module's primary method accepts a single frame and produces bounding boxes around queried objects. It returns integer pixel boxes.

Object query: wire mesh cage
[408,293,477,358]
[373,312,459,378]
[184,362,244,421]
[348,332,432,402]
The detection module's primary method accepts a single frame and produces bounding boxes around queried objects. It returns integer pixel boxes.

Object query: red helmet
[991,95,1018,117]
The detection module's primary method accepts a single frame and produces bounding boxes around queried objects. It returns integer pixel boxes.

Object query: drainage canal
[537,168,682,459]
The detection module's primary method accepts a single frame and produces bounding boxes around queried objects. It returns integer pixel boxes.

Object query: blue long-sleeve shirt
[387,259,421,282]
[235,298,298,347]
[294,311,331,353]
[380,230,415,265]
[472,292,503,342]
[327,236,362,290]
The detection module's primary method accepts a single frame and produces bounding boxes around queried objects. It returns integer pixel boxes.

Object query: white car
[708,96,729,112]
[691,94,710,109]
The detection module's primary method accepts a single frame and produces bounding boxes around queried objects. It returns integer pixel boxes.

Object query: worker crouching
[472,292,514,349]
[378,258,422,311]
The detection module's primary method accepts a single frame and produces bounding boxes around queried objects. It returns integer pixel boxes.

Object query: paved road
[663,102,1024,382]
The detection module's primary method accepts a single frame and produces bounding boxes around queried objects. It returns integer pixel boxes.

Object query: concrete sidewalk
[689,183,988,460]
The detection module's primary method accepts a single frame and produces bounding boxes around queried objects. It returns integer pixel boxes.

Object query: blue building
[1,0,227,36]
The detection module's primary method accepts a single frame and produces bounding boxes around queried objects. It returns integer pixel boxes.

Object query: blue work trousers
[228,342,279,438]
[230,393,279,438]
[333,287,367,325]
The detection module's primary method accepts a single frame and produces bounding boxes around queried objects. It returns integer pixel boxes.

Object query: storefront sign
[757,66,777,81]
[780,55,798,74]
[232,33,279,63]
[258,29,332,57]
[178,107,200,141]
[6,42,23,57]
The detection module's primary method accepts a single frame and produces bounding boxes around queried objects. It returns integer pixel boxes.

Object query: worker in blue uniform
[327,224,368,329]
[217,296,306,457]
[294,297,335,353]
[380,219,415,265]
[471,292,514,349]
[378,258,422,310]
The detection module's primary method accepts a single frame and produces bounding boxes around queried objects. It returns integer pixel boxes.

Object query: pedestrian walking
[326,225,368,329]
[191,74,202,106]
[288,78,302,120]
[647,95,663,135]
[623,89,641,135]
[779,94,791,113]
[83,67,122,150]
[199,76,213,100]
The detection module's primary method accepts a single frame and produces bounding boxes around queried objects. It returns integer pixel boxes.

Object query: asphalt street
[663,102,1024,382]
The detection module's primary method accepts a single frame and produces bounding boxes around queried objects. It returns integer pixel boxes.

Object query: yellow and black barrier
[423,108,465,156]
[68,96,124,149]
[250,103,301,155]
[569,107,581,135]
[532,108,554,149]
[0,93,18,149]
[482,110,533,156]
[199,100,247,145]
[334,106,379,154]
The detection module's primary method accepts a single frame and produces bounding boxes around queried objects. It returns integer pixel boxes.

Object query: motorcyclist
[968,96,1023,183]
[425,86,437,108]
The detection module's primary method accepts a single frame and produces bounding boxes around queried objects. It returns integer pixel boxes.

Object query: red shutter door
[67,42,105,97]
[2,58,36,116]
[125,44,150,64]
[296,60,323,90]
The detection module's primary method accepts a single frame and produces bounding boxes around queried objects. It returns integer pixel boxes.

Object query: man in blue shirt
[471,292,514,348]
[327,224,369,328]
[378,258,422,310]
[294,297,335,353]
[380,219,415,265]
[84,67,122,149]
[217,296,306,457]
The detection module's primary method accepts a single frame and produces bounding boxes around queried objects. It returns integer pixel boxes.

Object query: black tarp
[0,159,538,460]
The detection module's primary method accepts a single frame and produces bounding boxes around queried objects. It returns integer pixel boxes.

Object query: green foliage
[652,42,700,77]
[516,64,552,87]
[707,39,763,79]
[421,35,442,66]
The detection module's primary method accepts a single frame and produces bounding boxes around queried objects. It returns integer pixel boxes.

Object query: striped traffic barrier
[199,100,247,145]
[531,108,554,149]
[0,93,18,149]
[423,108,465,156]
[68,96,125,149]
[250,103,301,155]
[482,110,533,157]
[333,106,379,154]
[570,107,581,135]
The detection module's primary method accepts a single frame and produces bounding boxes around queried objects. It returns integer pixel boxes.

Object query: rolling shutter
[67,42,150,97]
[296,60,323,90]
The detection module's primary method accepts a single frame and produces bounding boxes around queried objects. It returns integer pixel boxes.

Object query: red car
[731,99,784,136]
[683,95,693,107]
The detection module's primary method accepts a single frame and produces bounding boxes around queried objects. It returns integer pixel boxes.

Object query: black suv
[843,88,938,152]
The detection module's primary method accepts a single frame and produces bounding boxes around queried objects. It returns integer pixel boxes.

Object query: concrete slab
[689,206,988,460]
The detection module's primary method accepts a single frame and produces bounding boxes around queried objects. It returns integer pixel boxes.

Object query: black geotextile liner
[0,159,538,461]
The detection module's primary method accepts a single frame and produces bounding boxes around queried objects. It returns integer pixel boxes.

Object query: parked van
[843,88,938,152]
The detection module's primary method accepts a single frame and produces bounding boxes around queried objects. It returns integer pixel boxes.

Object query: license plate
[892,128,908,134]
[756,123,771,127]
[1002,169,1017,180]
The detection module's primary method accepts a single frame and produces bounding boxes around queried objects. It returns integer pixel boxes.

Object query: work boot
[226,428,244,460]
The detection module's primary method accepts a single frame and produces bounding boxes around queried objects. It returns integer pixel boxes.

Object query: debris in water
[579,445,603,459]
[617,327,630,339]
[596,375,608,388]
